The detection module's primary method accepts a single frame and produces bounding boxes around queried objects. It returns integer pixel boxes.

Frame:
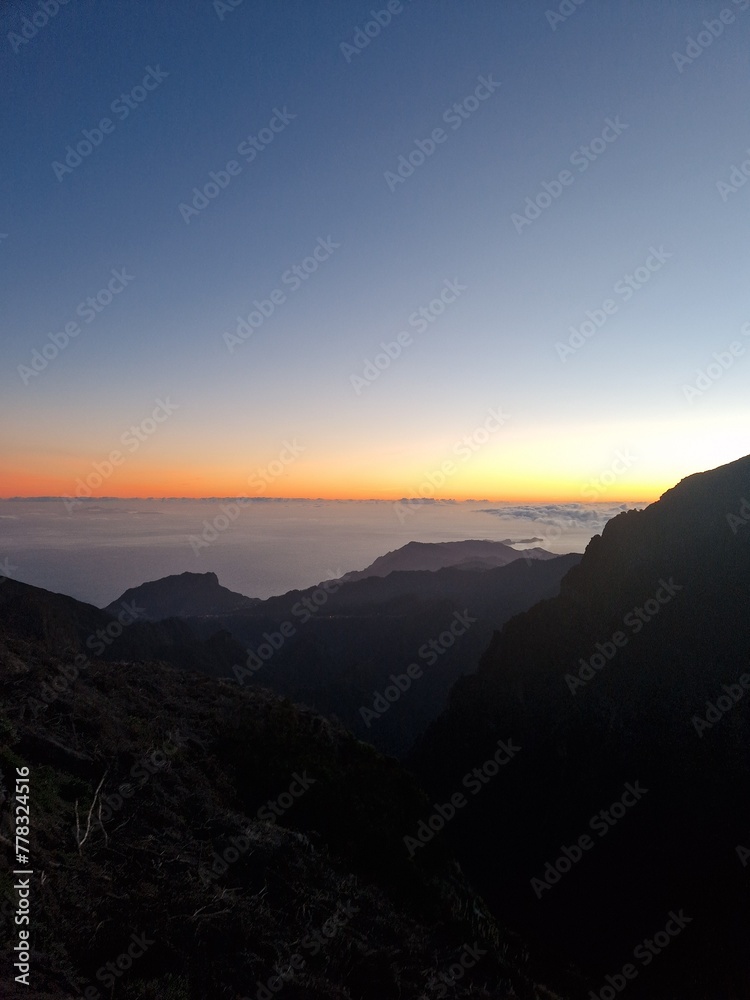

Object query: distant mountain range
[337,538,557,583]
[104,540,579,756]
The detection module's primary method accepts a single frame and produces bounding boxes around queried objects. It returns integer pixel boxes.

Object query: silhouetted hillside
[410,455,750,999]
[180,553,581,756]
[0,584,569,999]
[0,577,247,680]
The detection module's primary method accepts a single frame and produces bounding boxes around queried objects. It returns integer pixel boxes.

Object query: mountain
[178,553,581,757]
[0,576,248,680]
[410,455,750,999]
[0,579,568,999]
[338,539,556,583]
[103,570,258,621]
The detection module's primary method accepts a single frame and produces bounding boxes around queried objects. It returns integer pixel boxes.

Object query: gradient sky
[1,0,748,502]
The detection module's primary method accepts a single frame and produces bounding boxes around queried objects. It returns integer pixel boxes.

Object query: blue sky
[1,0,748,500]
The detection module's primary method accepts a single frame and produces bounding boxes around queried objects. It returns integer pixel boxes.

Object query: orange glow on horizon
[3,414,739,507]
[1,468,662,504]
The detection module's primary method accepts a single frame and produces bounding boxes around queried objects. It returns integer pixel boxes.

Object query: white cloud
[475,502,646,532]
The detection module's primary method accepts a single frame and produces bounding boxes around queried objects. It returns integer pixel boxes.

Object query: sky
[1,0,748,503]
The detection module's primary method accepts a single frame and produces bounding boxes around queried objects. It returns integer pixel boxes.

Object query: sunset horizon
[2,448,739,506]
[3,3,749,995]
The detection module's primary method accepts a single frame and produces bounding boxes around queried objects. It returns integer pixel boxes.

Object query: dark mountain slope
[410,455,750,999]
[181,554,582,757]
[0,577,247,680]
[0,586,571,999]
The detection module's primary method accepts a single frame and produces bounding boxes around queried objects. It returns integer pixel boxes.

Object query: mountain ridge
[410,453,750,999]
[103,569,258,621]
[338,538,557,584]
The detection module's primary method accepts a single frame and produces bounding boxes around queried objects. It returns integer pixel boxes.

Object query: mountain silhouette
[0,577,565,999]
[338,538,557,583]
[103,570,258,620]
[0,576,248,680]
[410,454,750,999]
[168,553,581,757]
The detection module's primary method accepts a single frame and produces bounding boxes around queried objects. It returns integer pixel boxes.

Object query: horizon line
[1,495,655,504]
